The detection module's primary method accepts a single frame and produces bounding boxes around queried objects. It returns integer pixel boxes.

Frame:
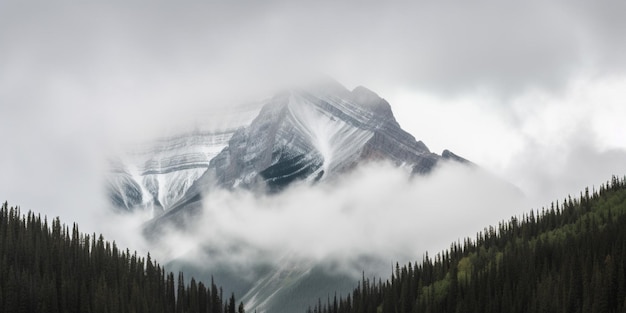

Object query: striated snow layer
[152,80,442,223]
[107,105,261,213]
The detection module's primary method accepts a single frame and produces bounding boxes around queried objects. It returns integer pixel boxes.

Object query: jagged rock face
[108,80,466,214]
[442,149,471,164]
[204,84,440,192]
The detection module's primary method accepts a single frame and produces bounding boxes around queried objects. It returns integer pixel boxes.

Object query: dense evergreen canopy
[0,202,244,313]
[309,176,626,313]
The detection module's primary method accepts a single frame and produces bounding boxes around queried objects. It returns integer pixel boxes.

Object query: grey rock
[441,149,472,165]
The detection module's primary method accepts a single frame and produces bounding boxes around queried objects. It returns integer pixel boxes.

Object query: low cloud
[110,161,527,280]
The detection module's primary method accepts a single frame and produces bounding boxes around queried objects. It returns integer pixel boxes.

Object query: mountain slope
[0,202,243,313]
[207,83,440,190]
[309,176,626,313]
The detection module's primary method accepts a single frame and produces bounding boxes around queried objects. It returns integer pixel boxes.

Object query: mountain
[111,80,467,220]
[205,82,437,191]
[106,79,474,313]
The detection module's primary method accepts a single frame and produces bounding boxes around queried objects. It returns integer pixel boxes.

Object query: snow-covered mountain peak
[108,80,468,214]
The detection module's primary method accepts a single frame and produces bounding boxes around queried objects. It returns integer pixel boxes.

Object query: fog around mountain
[96,159,528,312]
[1,3,626,310]
[100,160,524,277]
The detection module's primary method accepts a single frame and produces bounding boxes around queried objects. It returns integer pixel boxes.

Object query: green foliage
[456,256,471,285]
[0,202,244,313]
[309,175,626,313]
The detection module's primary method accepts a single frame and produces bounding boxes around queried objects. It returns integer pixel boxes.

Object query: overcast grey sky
[1,1,626,238]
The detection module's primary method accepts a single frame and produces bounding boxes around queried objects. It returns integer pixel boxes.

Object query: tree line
[0,202,244,313]
[308,175,626,313]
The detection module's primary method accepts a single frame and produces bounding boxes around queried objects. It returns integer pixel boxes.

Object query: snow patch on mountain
[286,92,375,176]
[107,105,261,212]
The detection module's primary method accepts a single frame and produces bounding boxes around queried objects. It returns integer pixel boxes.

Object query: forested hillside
[309,176,626,313]
[0,202,244,313]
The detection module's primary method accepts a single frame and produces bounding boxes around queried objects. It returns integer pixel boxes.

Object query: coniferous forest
[0,202,244,313]
[309,176,626,313]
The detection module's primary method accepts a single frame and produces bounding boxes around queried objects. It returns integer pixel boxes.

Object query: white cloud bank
[104,161,527,279]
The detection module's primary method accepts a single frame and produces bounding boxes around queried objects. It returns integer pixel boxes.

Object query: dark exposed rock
[442,149,472,165]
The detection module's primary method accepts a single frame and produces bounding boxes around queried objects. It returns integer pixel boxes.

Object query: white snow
[109,104,260,212]
[286,92,374,176]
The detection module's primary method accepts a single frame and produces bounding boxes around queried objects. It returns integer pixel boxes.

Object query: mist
[96,161,528,283]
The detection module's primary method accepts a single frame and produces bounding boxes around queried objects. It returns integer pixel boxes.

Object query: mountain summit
[205,82,439,190]
[107,80,467,215]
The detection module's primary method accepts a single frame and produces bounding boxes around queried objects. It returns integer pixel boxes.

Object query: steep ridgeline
[141,80,469,222]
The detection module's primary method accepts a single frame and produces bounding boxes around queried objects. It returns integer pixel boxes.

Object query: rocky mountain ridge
[107,80,468,219]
